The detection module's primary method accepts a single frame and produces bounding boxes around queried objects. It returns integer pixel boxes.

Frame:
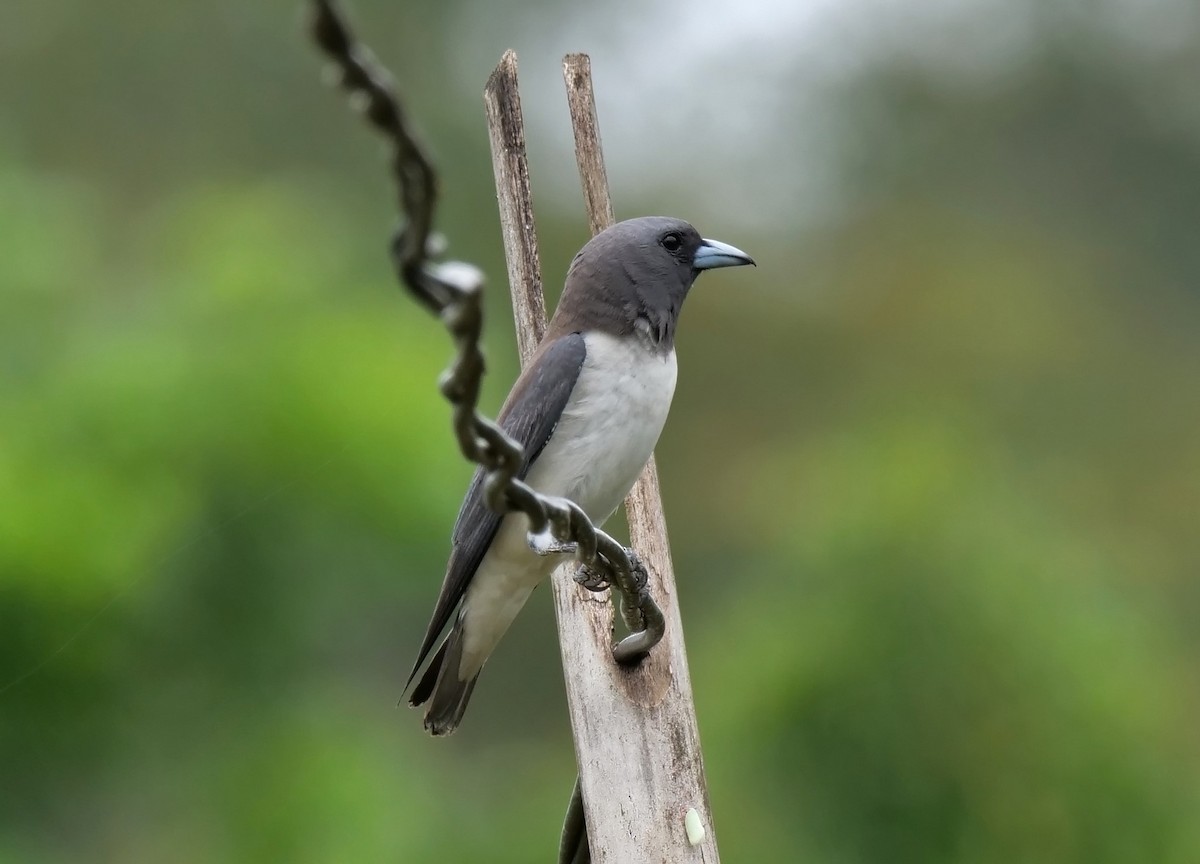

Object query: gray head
[547,216,754,351]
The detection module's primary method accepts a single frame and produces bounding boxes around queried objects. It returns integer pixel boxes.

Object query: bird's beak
[693,237,756,270]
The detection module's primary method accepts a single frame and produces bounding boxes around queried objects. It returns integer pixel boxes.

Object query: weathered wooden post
[485,51,719,864]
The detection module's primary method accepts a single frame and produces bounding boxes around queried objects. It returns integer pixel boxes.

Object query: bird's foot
[623,548,649,594]
[527,525,578,556]
[573,562,609,592]
[573,547,649,596]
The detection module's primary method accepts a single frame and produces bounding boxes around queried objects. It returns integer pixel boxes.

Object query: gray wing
[405,332,587,687]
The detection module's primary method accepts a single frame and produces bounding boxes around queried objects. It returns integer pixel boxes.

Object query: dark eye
[661,233,682,253]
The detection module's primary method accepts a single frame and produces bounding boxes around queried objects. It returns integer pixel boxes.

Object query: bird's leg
[528,524,579,556]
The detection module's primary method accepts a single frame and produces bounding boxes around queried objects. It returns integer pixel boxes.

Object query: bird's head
[554,216,754,349]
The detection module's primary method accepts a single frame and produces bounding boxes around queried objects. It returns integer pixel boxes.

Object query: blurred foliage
[2,0,1199,861]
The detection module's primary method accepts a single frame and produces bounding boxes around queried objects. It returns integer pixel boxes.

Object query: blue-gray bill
[693,237,756,270]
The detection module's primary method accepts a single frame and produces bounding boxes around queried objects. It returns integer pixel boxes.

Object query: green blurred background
[3,0,1199,860]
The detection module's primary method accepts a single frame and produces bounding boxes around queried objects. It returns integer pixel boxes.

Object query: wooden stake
[484,50,548,364]
[561,54,615,237]
[484,50,719,864]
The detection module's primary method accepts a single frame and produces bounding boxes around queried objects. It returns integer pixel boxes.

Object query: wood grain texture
[485,51,717,863]
[562,54,616,238]
[484,50,547,363]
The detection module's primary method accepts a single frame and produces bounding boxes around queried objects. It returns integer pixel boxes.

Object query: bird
[406,216,754,735]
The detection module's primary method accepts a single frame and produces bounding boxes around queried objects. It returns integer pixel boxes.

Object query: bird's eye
[661,233,682,253]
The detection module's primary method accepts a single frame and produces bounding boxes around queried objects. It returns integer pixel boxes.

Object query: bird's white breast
[456,331,678,675]
[523,331,678,524]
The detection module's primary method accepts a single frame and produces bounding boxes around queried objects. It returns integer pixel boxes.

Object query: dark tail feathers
[407,622,479,736]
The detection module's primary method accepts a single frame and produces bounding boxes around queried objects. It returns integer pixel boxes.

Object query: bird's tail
[408,620,480,736]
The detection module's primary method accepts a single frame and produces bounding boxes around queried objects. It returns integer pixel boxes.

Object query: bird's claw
[624,548,649,594]
[573,562,609,592]
[573,548,648,595]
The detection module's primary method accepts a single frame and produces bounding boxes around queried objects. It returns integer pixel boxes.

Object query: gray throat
[548,275,684,355]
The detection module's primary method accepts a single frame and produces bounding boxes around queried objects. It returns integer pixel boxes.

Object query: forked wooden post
[484,50,719,863]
